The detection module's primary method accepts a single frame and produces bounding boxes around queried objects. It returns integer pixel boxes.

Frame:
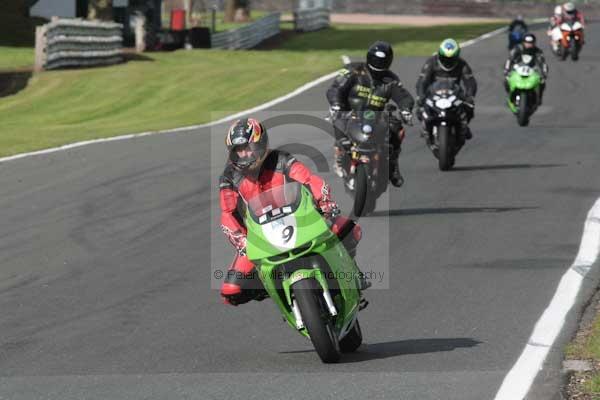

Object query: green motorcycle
[506,54,542,127]
[245,182,365,363]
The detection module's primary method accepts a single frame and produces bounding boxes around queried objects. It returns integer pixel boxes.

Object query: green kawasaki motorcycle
[245,182,365,363]
[506,54,542,127]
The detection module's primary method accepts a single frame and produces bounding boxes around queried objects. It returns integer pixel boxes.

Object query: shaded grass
[0,22,505,158]
[565,304,600,396]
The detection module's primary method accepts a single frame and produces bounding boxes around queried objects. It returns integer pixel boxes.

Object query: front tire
[353,164,373,217]
[293,279,341,363]
[340,319,363,353]
[571,41,580,61]
[438,125,454,171]
[517,93,529,126]
[561,43,569,60]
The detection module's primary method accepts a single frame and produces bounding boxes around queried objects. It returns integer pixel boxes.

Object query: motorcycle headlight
[435,98,453,110]
[362,124,373,134]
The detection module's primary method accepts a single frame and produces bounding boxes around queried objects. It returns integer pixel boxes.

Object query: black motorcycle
[332,109,393,217]
[420,81,468,171]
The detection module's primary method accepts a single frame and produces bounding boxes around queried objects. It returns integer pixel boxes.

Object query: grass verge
[0,22,504,158]
[564,298,600,399]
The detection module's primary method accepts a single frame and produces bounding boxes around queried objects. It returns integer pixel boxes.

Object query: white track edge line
[494,197,600,400]
[0,25,508,164]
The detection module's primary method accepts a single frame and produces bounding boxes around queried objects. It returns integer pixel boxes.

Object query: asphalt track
[1,25,600,400]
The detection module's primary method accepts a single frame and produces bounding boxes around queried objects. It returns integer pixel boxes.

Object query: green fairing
[508,69,541,91]
[506,68,541,112]
[245,184,362,338]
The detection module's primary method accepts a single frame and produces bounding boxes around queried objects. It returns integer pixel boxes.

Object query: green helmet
[438,38,460,71]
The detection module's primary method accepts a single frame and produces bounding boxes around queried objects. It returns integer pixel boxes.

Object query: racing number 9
[282,226,294,243]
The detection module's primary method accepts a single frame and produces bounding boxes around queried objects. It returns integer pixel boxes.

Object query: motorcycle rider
[326,41,415,188]
[219,118,366,306]
[562,2,585,26]
[508,15,528,49]
[503,33,549,104]
[415,38,477,141]
[509,14,528,33]
[548,5,563,53]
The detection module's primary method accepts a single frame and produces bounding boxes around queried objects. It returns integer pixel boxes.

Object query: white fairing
[261,214,298,251]
[552,27,563,41]
[515,65,532,76]
[435,98,453,109]
[573,21,583,31]
[561,23,572,31]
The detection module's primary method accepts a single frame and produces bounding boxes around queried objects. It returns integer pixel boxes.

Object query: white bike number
[261,215,298,250]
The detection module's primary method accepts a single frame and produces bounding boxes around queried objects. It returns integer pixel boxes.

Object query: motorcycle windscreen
[428,80,461,97]
[244,182,330,262]
[343,111,388,144]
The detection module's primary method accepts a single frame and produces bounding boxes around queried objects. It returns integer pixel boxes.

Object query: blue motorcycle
[508,28,526,50]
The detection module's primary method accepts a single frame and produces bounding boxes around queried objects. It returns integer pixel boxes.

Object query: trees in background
[87,0,113,20]
[224,0,250,23]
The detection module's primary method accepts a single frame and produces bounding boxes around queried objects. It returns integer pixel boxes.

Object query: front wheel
[353,164,374,217]
[293,279,341,363]
[517,93,529,126]
[561,43,569,60]
[438,125,454,171]
[571,41,580,61]
[340,319,363,353]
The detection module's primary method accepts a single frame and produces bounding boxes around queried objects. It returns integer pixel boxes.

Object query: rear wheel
[293,279,341,363]
[340,319,363,353]
[438,125,454,171]
[353,164,373,217]
[517,93,529,126]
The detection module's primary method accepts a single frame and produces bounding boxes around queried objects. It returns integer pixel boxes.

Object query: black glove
[400,110,414,126]
[329,104,341,120]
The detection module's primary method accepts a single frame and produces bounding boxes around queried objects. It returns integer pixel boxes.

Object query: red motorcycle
[559,20,584,61]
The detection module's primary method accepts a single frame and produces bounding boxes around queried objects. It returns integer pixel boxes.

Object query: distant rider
[326,41,415,188]
[415,38,478,141]
[508,15,528,49]
[548,5,563,53]
[219,118,366,306]
[562,2,585,27]
[504,33,549,104]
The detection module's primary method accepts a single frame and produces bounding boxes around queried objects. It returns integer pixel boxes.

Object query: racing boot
[389,149,404,187]
[460,125,473,140]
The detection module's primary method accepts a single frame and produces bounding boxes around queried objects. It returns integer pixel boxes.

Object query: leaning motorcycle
[420,81,468,171]
[558,20,584,61]
[332,110,392,217]
[245,182,365,363]
[506,54,542,127]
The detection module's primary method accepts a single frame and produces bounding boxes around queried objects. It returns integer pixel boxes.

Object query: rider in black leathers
[415,38,477,141]
[326,41,415,187]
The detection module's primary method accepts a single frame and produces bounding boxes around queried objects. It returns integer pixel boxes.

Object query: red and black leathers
[219,149,361,305]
